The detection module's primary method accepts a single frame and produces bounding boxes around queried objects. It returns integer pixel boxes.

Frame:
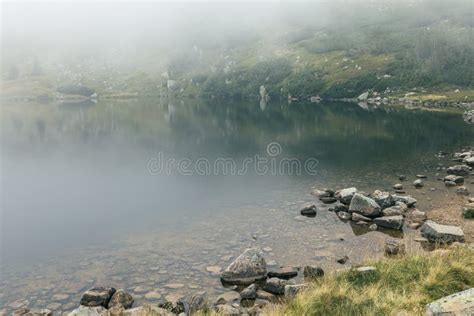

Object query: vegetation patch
[266,247,474,316]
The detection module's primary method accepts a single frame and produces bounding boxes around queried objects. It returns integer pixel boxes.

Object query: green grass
[266,246,474,316]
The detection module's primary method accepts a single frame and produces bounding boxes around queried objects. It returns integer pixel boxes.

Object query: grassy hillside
[2,1,473,102]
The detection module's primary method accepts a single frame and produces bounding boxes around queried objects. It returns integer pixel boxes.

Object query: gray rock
[372,190,394,209]
[399,175,407,181]
[216,291,240,305]
[303,266,324,280]
[408,209,427,223]
[336,255,349,264]
[349,193,381,217]
[413,179,424,188]
[215,304,240,316]
[335,187,358,205]
[284,284,307,298]
[267,267,298,280]
[256,290,276,301]
[329,202,348,213]
[384,240,405,256]
[311,188,333,197]
[426,288,474,315]
[382,205,405,216]
[80,287,116,308]
[352,212,372,222]
[188,292,207,314]
[420,220,465,243]
[158,300,186,314]
[68,306,106,316]
[464,156,474,166]
[456,186,469,196]
[108,289,134,309]
[444,175,464,184]
[393,184,403,190]
[392,195,417,207]
[337,211,351,220]
[263,277,294,295]
[374,215,404,230]
[447,165,471,176]
[320,196,337,204]
[445,180,457,187]
[240,284,257,300]
[300,205,317,217]
[221,248,267,285]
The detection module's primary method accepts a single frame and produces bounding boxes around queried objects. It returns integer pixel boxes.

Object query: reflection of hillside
[1,99,472,167]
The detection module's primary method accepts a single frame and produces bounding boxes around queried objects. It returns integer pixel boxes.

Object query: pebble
[144,291,162,300]
[206,266,222,274]
[46,303,61,311]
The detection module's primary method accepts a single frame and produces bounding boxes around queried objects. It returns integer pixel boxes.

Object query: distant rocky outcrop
[57,84,95,97]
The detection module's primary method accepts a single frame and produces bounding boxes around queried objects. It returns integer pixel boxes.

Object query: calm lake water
[1,99,473,313]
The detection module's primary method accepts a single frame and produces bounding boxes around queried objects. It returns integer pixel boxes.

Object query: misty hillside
[2,1,473,102]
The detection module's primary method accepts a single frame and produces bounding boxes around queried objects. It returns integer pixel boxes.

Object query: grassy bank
[265,246,473,316]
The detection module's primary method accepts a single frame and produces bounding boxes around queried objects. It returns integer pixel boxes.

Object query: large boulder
[108,289,134,309]
[57,84,95,97]
[335,187,358,205]
[374,215,404,230]
[349,193,381,217]
[420,221,465,243]
[447,165,471,176]
[221,248,267,285]
[372,190,394,209]
[80,287,116,308]
[426,288,474,315]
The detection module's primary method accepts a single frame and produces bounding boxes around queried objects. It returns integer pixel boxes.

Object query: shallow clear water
[1,99,473,313]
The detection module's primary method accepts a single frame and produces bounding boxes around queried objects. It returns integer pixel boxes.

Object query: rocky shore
[6,147,474,316]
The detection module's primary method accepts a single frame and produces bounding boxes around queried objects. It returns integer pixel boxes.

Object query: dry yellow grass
[265,246,473,316]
